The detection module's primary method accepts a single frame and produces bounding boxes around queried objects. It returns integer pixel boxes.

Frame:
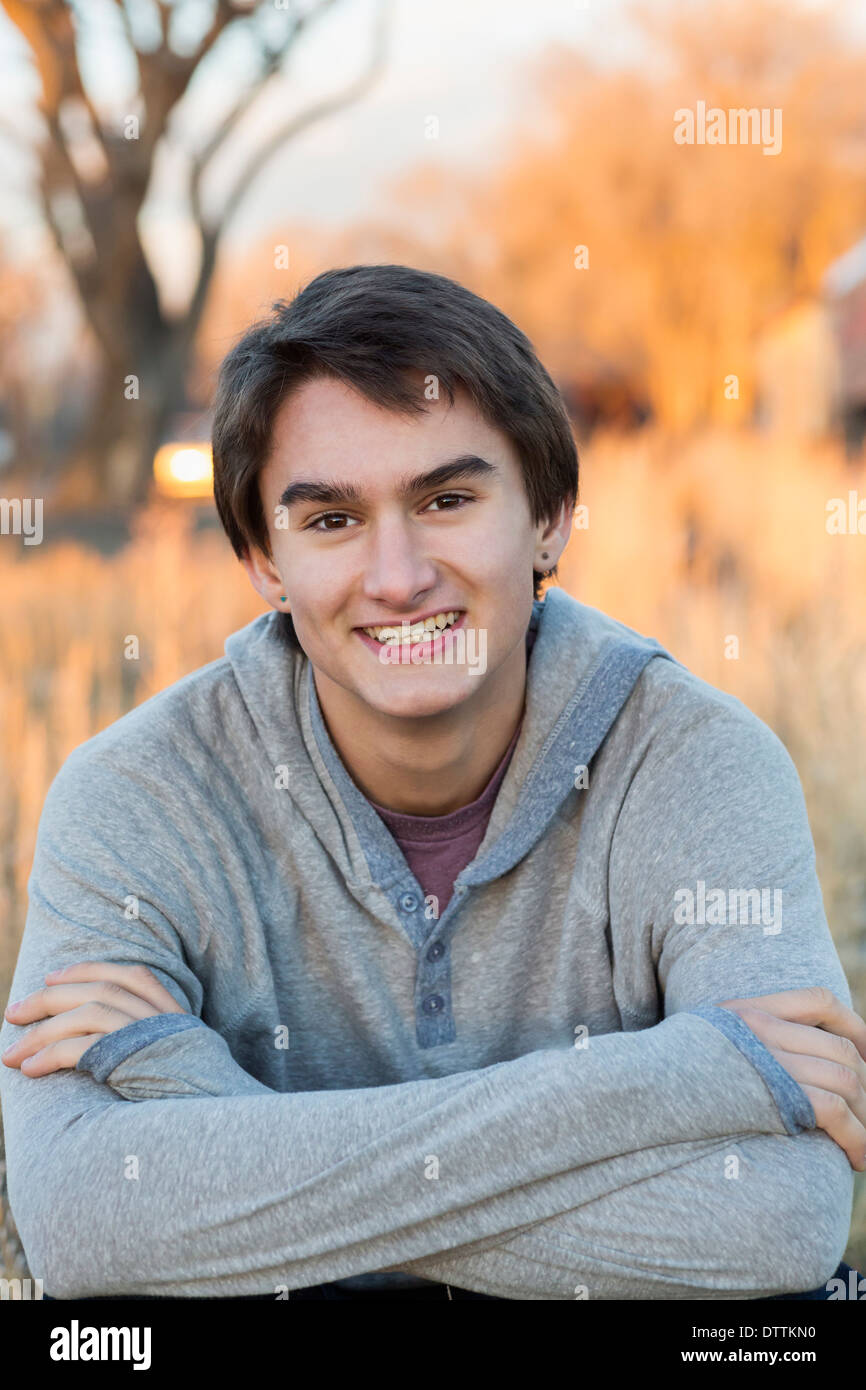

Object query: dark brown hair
[212,264,578,646]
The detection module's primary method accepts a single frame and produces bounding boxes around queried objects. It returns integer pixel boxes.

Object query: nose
[360,515,439,609]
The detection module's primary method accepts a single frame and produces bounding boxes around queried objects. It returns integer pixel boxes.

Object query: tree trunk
[73,358,169,509]
[72,291,199,510]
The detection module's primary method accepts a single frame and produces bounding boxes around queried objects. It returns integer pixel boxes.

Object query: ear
[535,499,574,570]
[240,546,288,612]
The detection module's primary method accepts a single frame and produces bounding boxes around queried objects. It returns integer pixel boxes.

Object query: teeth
[363,611,460,643]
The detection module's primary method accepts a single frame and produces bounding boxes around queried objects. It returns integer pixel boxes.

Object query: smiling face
[241,371,569,724]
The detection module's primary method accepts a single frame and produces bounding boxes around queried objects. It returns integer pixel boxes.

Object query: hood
[224,590,678,922]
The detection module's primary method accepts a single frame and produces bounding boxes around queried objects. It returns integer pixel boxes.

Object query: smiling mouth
[356,610,465,647]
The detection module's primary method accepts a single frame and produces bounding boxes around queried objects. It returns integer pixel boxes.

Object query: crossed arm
[1,970,854,1301]
[0,718,860,1299]
[1,956,861,1301]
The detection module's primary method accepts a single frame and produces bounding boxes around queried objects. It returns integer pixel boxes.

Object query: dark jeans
[42,1260,862,1300]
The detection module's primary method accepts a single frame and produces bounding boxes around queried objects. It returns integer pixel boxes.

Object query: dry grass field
[2,423,864,1282]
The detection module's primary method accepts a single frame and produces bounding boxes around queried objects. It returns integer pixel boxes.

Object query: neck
[312,640,528,816]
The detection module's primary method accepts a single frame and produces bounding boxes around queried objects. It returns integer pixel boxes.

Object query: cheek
[277,550,334,607]
[284,570,350,642]
[452,514,532,583]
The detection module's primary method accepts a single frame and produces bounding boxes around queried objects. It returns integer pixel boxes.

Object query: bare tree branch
[188,0,343,227]
[179,225,219,350]
[206,0,392,238]
[155,0,171,47]
[197,0,248,65]
[0,0,69,111]
[6,0,107,166]
[107,0,135,49]
[106,0,141,91]
[128,3,258,172]
[0,0,394,505]
[36,159,116,358]
[2,0,114,261]
[188,52,285,216]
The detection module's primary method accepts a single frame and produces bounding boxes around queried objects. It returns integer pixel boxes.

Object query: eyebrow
[277,455,500,511]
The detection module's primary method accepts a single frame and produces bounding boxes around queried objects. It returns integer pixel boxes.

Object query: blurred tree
[0,0,391,506]
[0,243,48,469]
[380,0,866,435]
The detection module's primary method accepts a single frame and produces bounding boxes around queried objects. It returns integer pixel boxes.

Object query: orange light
[153,443,214,498]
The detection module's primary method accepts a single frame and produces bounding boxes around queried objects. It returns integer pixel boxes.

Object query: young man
[2,264,865,1301]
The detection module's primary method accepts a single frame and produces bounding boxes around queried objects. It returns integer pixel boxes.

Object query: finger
[800,1084,866,1172]
[41,962,186,1015]
[720,988,866,1063]
[2,1002,141,1066]
[7,980,175,1025]
[737,1009,866,1085]
[15,1036,105,1076]
[768,1046,866,1129]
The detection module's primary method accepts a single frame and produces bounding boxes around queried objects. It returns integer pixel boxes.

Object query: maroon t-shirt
[366,625,537,916]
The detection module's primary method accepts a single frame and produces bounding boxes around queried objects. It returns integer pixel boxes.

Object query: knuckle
[737,1004,762,1027]
[837,1035,859,1066]
[813,1089,844,1124]
[829,1062,861,1102]
[808,984,836,1010]
[826,1089,850,1121]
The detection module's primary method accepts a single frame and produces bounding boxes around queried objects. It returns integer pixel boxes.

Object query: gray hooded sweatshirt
[0,588,854,1299]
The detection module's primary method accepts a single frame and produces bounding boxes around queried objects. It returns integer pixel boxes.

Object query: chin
[360,671,477,719]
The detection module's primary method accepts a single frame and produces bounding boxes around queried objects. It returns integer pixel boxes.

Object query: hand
[2,962,187,1076]
[716,986,866,1171]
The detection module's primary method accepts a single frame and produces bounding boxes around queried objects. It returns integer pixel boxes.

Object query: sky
[187,0,643,241]
[0,0,861,313]
[0,0,640,272]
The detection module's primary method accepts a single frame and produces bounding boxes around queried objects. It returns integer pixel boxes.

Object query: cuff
[76,1014,206,1082]
[686,1004,816,1136]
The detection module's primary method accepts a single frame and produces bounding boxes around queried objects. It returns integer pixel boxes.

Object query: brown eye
[305,512,356,532]
[428,494,472,511]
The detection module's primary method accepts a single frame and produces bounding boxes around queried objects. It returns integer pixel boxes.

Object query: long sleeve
[66,1013,850,1300]
[392,1134,853,1300]
[0,852,822,1303]
[0,705,854,1299]
[1,1002,825,1300]
[70,699,856,1300]
[407,698,858,1299]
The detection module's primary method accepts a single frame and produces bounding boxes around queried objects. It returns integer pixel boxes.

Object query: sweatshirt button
[422,994,445,1014]
[426,941,445,962]
[399,893,418,911]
